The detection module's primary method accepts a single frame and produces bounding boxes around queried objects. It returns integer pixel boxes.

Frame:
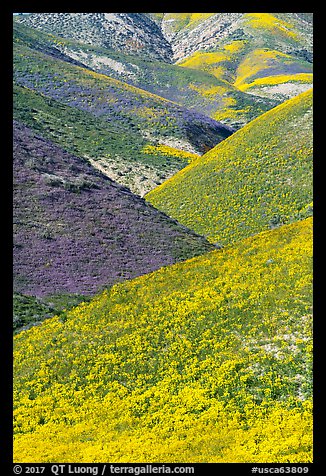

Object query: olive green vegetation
[13,293,91,333]
[146,90,313,245]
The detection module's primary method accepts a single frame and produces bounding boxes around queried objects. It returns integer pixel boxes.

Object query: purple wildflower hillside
[13,121,213,297]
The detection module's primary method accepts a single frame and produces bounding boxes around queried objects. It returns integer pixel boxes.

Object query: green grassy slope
[14,218,312,462]
[146,90,313,245]
[13,293,90,333]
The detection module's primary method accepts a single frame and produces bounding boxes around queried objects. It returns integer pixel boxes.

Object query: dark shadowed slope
[13,121,214,299]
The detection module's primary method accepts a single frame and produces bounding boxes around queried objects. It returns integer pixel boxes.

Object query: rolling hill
[13,120,214,328]
[14,14,313,128]
[146,89,313,245]
[179,46,313,103]
[161,13,312,62]
[14,217,312,462]
[13,37,233,195]
[14,13,173,62]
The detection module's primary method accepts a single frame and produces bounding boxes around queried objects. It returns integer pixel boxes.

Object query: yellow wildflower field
[14,218,312,462]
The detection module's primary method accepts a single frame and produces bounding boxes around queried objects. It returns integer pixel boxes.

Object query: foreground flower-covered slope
[13,121,213,305]
[13,35,233,196]
[146,89,313,245]
[14,218,312,462]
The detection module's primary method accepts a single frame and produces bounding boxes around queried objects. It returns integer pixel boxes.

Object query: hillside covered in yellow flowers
[146,90,313,245]
[14,218,312,462]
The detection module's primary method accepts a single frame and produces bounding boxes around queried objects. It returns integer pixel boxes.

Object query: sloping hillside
[146,90,313,245]
[13,121,213,306]
[12,12,313,464]
[14,13,173,62]
[179,46,312,102]
[161,13,312,62]
[14,218,312,462]
[13,292,90,332]
[13,40,233,195]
